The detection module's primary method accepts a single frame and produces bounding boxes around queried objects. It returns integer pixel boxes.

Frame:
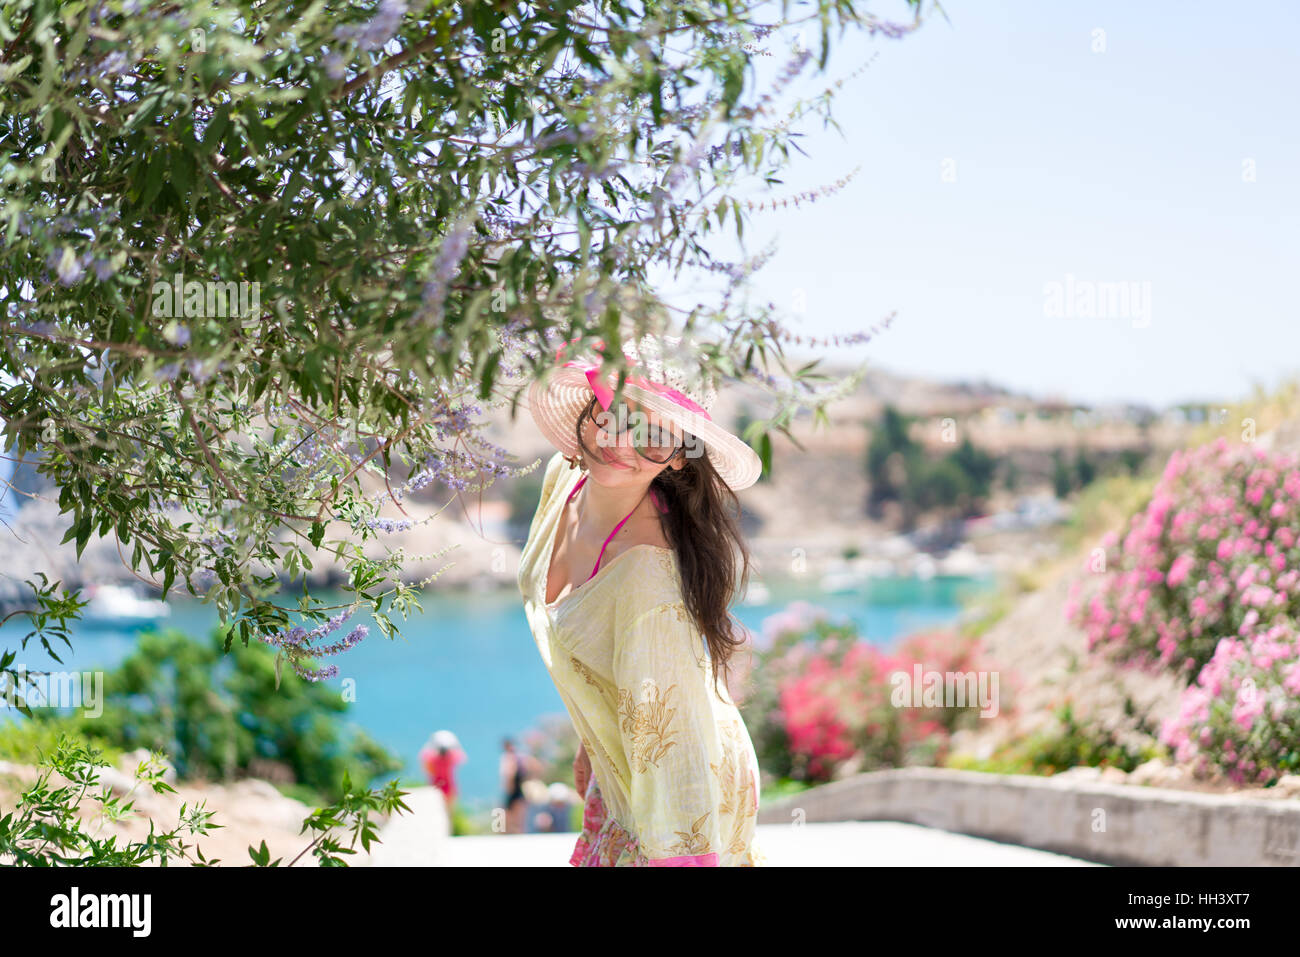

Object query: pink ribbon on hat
[554,337,712,420]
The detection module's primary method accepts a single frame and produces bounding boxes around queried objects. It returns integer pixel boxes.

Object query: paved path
[424,821,1103,867]
[365,786,451,866]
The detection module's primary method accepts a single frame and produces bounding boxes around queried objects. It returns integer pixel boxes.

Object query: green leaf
[203,104,231,151]
[478,351,501,400]
[757,433,772,478]
[74,514,91,560]
[123,91,164,134]
[138,154,165,210]
[171,144,193,199]
[249,840,270,865]
[161,559,176,600]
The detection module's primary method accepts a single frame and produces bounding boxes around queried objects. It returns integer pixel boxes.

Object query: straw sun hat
[526,332,763,491]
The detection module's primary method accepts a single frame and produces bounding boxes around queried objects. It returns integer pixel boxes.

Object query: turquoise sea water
[0,574,994,813]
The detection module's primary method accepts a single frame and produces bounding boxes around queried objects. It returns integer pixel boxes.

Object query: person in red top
[419,730,466,815]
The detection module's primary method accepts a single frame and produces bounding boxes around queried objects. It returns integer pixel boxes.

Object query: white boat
[741,580,771,606]
[938,545,987,577]
[818,568,863,594]
[81,584,171,627]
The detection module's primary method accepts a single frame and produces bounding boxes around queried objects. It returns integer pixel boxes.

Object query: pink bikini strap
[566,476,667,582]
[565,474,586,506]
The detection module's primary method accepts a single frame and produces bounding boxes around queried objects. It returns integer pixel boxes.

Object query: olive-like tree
[0,0,925,692]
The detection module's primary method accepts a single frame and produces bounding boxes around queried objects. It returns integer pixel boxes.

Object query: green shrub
[0,712,123,769]
[0,731,411,866]
[17,625,403,806]
[760,777,817,803]
[945,701,1168,776]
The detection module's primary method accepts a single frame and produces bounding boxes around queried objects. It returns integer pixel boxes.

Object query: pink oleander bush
[777,641,893,780]
[740,604,992,783]
[1159,622,1300,785]
[1068,438,1300,676]
[1065,437,1300,785]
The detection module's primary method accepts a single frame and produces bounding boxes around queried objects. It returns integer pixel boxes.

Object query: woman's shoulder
[614,541,677,576]
[541,449,566,492]
[610,547,685,619]
[537,450,576,511]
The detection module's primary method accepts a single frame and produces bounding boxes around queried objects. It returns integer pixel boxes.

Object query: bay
[0,574,994,815]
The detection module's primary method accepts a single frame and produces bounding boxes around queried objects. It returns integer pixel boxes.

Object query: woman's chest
[533,602,618,691]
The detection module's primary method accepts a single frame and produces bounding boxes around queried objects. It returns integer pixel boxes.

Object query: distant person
[544,782,574,833]
[419,730,466,816]
[500,737,534,834]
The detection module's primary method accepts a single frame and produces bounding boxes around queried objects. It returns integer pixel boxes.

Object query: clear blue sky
[658,0,1300,408]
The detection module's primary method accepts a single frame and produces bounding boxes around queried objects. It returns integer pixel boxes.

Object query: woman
[517,332,767,866]
[419,729,466,814]
[499,737,531,834]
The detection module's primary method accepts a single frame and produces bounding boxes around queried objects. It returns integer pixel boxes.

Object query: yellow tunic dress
[517,451,767,866]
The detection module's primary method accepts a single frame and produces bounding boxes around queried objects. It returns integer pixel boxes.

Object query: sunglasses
[576,396,686,465]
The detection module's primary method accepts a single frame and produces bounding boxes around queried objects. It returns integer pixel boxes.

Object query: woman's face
[579,396,685,484]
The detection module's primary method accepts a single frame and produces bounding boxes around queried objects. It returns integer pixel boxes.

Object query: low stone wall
[757,767,1300,866]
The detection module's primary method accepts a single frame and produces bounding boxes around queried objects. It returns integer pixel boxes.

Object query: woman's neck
[574,472,651,542]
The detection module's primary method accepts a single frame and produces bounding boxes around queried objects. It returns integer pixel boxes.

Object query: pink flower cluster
[766,619,989,782]
[778,642,883,780]
[1066,437,1300,784]
[1159,621,1300,785]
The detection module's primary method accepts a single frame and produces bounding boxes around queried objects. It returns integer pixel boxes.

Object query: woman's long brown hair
[573,397,753,700]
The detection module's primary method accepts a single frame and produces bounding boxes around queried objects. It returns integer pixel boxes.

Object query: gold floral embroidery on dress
[711,720,758,854]
[656,550,677,581]
[666,811,713,857]
[711,726,738,813]
[563,693,627,789]
[589,734,627,789]
[643,599,691,624]
[569,656,616,709]
[617,678,679,772]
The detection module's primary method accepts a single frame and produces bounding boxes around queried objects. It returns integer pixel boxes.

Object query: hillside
[945,404,1300,792]
[0,362,1218,606]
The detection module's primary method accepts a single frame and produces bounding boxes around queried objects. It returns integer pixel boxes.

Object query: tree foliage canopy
[0,0,925,683]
